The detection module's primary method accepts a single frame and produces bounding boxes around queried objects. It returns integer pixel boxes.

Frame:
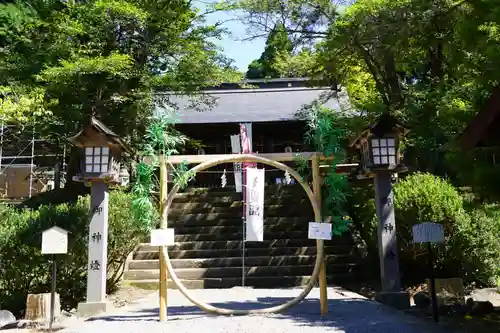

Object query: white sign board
[245,168,265,242]
[230,134,242,193]
[412,222,445,243]
[150,228,176,246]
[41,226,68,254]
[308,222,332,240]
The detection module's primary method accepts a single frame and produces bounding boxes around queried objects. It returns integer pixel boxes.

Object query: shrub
[393,173,467,281]
[453,204,500,287]
[349,172,468,286]
[0,190,147,317]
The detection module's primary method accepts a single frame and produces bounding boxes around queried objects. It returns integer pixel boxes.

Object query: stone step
[124,264,357,280]
[172,224,306,235]
[168,205,311,216]
[137,239,347,252]
[169,211,315,221]
[181,185,307,195]
[134,245,354,260]
[128,254,354,270]
[169,198,311,208]
[123,279,204,290]
[125,275,354,290]
[172,231,312,242]
[172,191,307,202]
[168,216,312,227]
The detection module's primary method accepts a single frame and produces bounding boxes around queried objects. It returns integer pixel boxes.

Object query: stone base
[77,301,113,318]
[375,291,411,310]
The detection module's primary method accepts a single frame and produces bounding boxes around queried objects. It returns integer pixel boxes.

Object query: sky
[197,4,267,72]
[194,2,351,72]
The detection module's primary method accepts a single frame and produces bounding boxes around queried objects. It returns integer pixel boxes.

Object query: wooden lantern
[351,113,409,175]
[68,116,130,184]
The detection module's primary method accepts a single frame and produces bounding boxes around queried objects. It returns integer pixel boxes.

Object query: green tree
[245,23,293,78]
[228,0,488,175]
[0,0,241,201]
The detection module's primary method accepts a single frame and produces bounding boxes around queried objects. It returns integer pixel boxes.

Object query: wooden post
[312,156,328,316]
[159,157,168,322]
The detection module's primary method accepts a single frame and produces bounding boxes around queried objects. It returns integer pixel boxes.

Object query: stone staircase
[123,185,359,289]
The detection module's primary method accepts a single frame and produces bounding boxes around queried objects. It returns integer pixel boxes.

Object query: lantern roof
[350,113,409,149]
[68,116,131,154]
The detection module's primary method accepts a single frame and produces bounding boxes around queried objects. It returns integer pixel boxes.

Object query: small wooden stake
[159,157,168,322]
[49,254,56,331]
[312,156,328,316]
[428,243,439,322]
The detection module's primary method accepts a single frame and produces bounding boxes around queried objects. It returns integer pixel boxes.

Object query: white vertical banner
[245,168,265,242]
[230,134,242,192]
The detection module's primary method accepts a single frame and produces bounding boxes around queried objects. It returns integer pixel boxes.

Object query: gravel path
[59,287,450,333]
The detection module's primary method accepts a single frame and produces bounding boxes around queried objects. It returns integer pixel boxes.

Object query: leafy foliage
[393,172,465,236]
[350,172,500,288]
[453,204,500,287]
[246,23,293,78]
[304,105,351,235]
[0,190,146,317]
[0,85,53,124]
[0,0,242,194]
[131,109,195,230]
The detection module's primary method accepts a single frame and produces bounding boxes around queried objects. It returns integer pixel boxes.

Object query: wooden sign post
[412,222,445,322]
[41,226,69,331]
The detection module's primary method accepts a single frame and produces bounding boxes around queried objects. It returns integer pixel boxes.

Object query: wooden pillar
[312,156,328,316]
[159,157,168,321]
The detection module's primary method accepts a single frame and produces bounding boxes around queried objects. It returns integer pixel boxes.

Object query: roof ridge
[157,87,332,96]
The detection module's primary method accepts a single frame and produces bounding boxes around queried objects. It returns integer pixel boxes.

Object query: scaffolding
[0,122,67,200]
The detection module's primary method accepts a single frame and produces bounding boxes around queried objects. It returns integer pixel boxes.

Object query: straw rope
[159,154,323,315]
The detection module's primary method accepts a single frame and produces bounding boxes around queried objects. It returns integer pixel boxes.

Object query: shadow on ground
[86,297,444,333]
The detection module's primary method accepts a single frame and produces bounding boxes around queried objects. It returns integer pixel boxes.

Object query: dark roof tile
[155,87,347,124]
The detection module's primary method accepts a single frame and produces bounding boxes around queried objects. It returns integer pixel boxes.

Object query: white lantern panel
[388,147,396,155]
[94,147,101,155]
[381,156,388,164]
[380,147,387,155]
[101,154,109,165]
[93,156,100,164]
[85,147,93,156]
[102,147,109,155]
[380,139,387,147]
[374,156,381,164]
[101,164,108,173]
[372,148,380,156]
[371,139,380,147]
[85,165,93,172]
[389,156,396,164]
[387,138,396,146]
[93,164,101,173]
[86,157,93,164]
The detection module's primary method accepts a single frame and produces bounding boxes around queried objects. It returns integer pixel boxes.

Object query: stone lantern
[351,113,409,296]
[68,116,130,317]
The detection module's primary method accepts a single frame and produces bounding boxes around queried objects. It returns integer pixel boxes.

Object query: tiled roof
[154,85,348,124]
